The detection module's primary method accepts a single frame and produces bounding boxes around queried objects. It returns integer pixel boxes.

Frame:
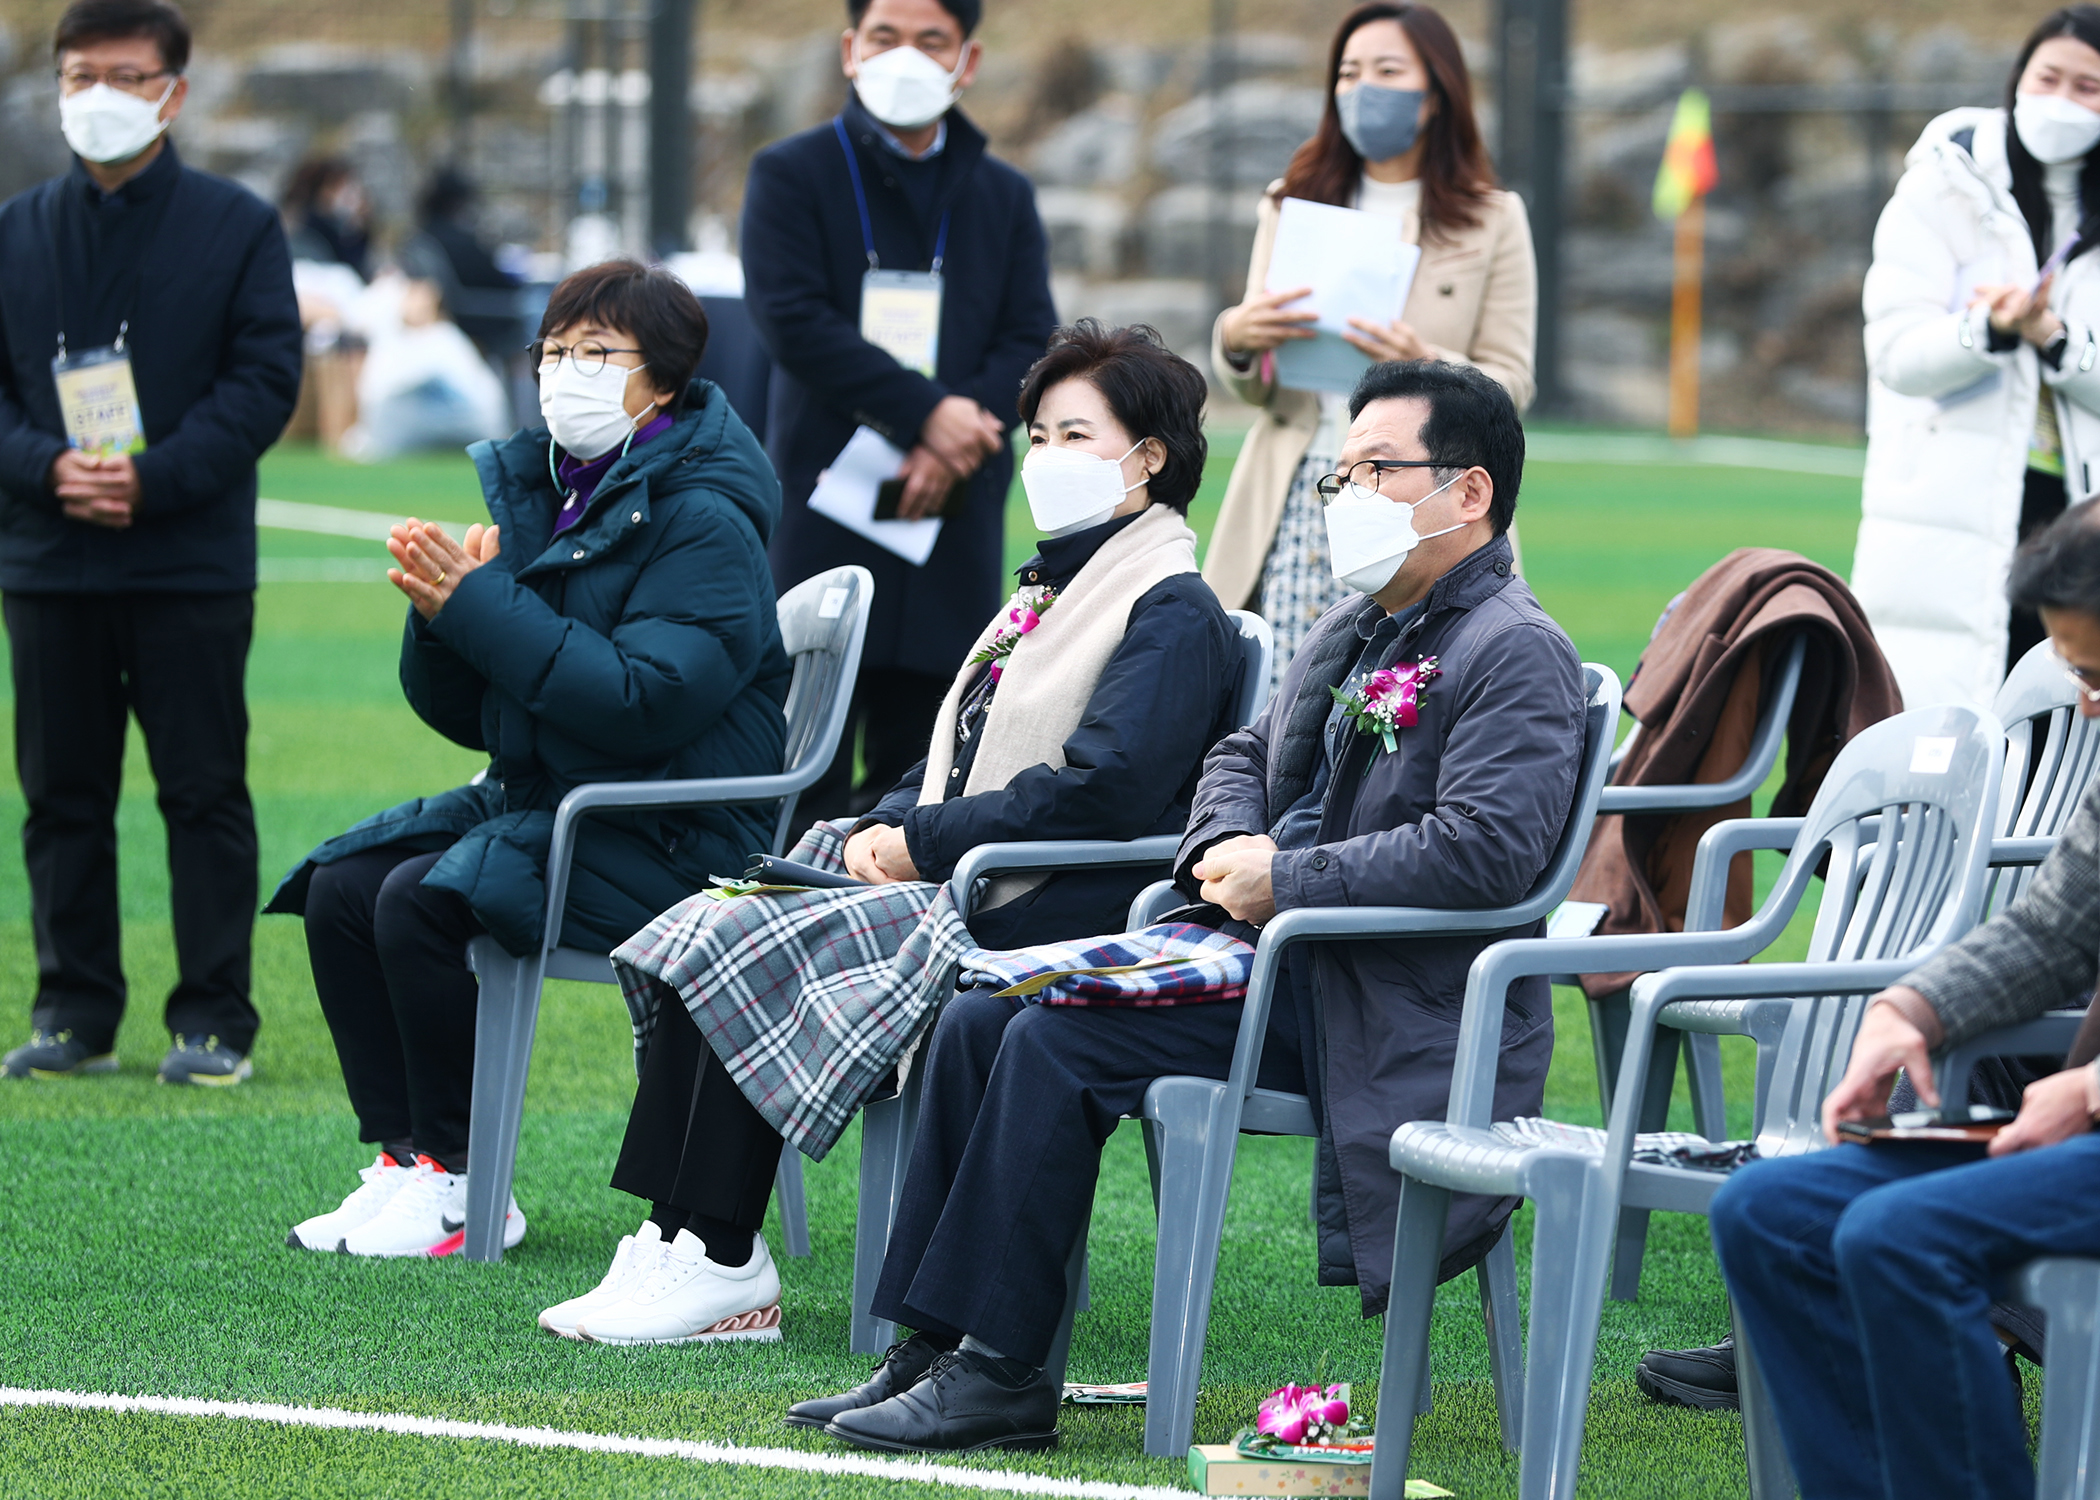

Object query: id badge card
[860,269,943,378]
[51,342,146,457]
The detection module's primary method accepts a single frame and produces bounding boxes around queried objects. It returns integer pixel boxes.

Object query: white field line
[1526,430,1866,477]
[0,1387,1192,1500]
[257,498,476,540]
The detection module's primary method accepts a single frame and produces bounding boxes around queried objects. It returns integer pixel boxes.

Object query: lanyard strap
[834,116,952,275]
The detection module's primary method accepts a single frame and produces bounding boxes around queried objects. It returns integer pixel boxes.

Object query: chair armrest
[539,771,819,962]
[947,836,1184,917]
[1935,1010,2087,1106]
[1597,635,1805,817]
[1686,818,1808,933]
[1990,836,2055,868]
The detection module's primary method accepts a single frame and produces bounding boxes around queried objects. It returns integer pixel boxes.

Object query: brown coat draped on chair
[1569,548,1905,998]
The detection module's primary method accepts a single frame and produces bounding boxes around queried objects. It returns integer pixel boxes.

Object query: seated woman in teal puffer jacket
[264,259,791,1259]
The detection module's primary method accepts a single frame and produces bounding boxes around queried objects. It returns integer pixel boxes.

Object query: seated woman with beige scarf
[533,320,1244,1346]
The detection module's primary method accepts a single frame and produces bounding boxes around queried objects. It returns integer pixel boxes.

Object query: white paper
[807,426,942,567]
[1266,196,1422,395]
[1546,900,1610,942]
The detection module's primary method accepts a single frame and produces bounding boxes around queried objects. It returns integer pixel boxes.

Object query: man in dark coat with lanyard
[740,0,1056,819]
[0,0,302,1085]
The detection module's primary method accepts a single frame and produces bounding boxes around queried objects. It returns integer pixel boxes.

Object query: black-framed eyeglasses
[529,340,645,377]
[56,67,175,95]
[1313,458,1455,503]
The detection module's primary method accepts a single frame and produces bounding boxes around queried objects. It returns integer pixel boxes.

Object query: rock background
[0,0,2041,433]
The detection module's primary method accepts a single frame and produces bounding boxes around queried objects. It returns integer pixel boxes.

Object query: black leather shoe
[824,1348,1059,1454]
[1636,1336,1738,1411]
[785,1333,949,1429]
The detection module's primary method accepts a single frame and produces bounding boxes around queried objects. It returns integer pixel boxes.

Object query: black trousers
[799,667,950,823]
[870,980,1309,1367]
[4,590,258,1053]
[2010,467,2070,674]
[609,979,784,1228]
[302,845,485,1164]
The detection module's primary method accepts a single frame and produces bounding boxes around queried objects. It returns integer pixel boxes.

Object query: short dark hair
[54,0,190,74]
[1347,359,1524,534]
[846,0,981,39]
[2009,498,2100,615]
[1015,320,1209,514]
[537,260,710,412]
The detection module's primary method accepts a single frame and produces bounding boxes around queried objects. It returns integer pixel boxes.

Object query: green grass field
[0,431,1971,1498]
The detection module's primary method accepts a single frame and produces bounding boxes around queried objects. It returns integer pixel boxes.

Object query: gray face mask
[1337,82,1424,163]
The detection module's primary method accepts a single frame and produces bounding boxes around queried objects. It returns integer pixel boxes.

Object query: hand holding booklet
[1266,196,1421,396]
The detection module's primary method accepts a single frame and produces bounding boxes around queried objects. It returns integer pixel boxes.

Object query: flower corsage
[1331,656,1440,757]
[1232,1382,1374,1461]
[968,586,1058,681]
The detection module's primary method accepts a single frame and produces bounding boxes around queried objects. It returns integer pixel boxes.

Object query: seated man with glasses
[263,259,792,1260]
[1712,501,2100,1500]
[796,359,1586,1455]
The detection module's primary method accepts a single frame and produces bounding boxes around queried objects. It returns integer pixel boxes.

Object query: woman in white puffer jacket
[1855,6,2100,711]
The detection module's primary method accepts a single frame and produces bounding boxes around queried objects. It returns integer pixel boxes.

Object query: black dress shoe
[1636,1336,1738,1411]
[825,1348,1059,1454]
[785,1333,949,1429]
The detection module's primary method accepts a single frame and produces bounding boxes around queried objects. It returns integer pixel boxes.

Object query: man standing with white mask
[741,0,1055,822]
[802,361,1583,1455]
[0,0,301,1084]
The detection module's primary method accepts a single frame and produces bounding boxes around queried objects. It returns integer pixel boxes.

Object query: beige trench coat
[1202,181,1538,612]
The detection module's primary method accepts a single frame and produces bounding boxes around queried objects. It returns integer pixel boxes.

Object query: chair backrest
[770,565,874,850]
[1601,630,1807,808]
[1742,705,2004,1156]
[1515,663,1626,919]
[1224,610,1274,729]
[1987,638,2100,913]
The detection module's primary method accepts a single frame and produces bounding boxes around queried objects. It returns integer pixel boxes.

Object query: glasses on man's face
[530,340,644,377]
[2063,661,2100,705]
[56,67,174,96]
[1313,458,1454,503]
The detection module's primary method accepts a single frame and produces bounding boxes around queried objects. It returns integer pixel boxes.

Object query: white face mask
[1323,469,1467,596]
[59,77,177,166]
[853,42,967,130]
[539,357,650,462]
[1021,440,1146,537]
[2015,91,2100,165]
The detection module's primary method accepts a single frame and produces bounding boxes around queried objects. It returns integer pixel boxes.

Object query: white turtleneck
[2046,158,2083,255]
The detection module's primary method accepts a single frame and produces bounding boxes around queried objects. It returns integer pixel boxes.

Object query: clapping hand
[388,517,501,621]
[1973,275,2063,349]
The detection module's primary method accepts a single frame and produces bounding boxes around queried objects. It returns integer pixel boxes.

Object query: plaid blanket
[957,922,1255,1006]
[611,821,973,1161]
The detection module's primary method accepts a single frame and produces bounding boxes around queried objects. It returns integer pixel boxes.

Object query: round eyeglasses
[57,66,175,96]
[1313,458,1456,503]
[529,340,645,377]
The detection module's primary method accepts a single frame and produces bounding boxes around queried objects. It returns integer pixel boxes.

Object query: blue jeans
[1710,1135,2100,1500]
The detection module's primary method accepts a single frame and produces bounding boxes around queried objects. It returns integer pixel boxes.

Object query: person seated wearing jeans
[1710,500,2100,1500]
[795,360,1586,1454]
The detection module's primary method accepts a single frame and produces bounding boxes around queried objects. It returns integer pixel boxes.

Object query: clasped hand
[1822,988,2095,1156]
[1973,274,2064,349]
[844,824,921,885]
[1192,833,1278,925]
[50,450,141,529]
[387,517,500,620]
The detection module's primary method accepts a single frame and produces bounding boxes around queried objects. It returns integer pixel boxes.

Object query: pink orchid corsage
[968,586,1058,681]
[1257,1383,1354,1446]
[1331,655,1441,757]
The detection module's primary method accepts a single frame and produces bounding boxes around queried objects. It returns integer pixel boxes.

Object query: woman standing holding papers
[1204,0,1535,685]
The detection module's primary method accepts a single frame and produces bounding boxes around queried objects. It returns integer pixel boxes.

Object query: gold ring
[432,570,446,585]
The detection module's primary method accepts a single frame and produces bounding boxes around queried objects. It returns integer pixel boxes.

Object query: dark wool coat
[266,381,790,956]
[740,96,1056,679]
[0,143,302,592]
[1175,535,1585,1314]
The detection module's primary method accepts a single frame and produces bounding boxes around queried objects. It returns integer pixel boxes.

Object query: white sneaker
[577,1228,782,1345]
[337,1156,526,1257]
[287,1151,415,1251]
[538,1221,665,1338]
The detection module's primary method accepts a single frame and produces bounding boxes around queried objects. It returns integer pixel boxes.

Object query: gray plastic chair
[847,609,1273,1355]
[1580,631,1807,1138]
[1669,638,2100,1137]
[458,565,872,1263]
[1108,662,1620,1459]
[1368,703,2004,1500]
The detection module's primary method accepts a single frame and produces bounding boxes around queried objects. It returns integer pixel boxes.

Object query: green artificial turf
[0,436,1985,1498]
